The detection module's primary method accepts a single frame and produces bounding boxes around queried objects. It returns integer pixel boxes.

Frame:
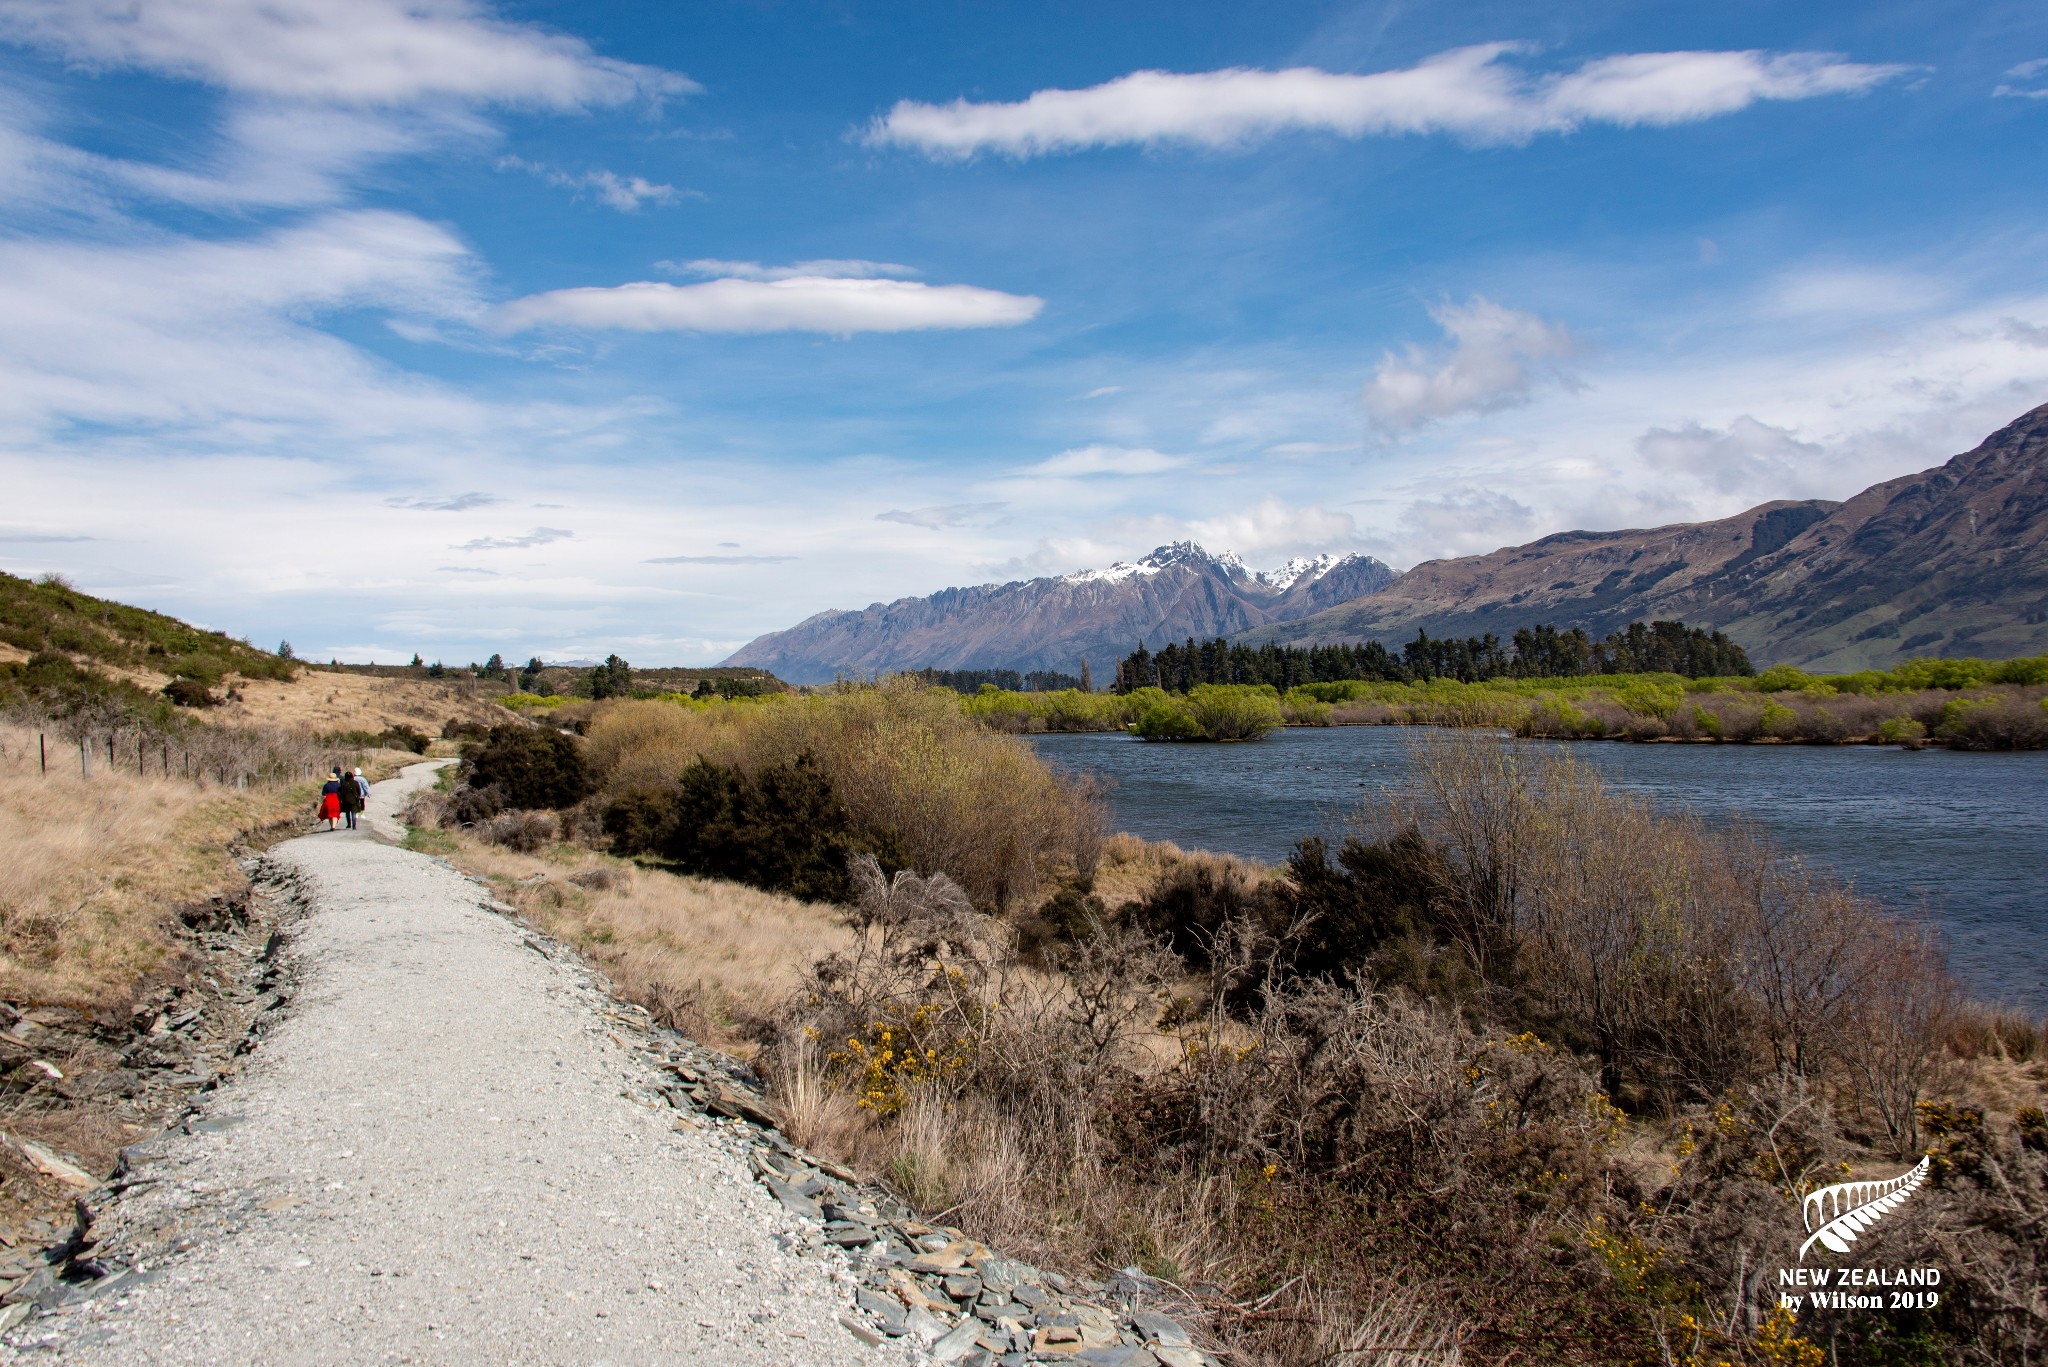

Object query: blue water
[1027,728,2048,1013]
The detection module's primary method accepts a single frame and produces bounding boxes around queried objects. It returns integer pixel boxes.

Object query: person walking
[338,762,365,830]
[351,767,372,825]
[319,769,343,830]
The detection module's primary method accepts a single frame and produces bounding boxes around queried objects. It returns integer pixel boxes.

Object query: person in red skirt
[319,769,343,830]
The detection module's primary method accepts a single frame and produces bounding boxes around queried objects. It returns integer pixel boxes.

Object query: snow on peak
[1063,542,1351,591]
[1258,553,1339,592]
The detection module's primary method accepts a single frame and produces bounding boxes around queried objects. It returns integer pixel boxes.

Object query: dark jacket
[338,774,364,813]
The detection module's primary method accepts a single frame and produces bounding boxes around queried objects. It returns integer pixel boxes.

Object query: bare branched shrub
[480,809,555,853]
[1835,921,1958,1156]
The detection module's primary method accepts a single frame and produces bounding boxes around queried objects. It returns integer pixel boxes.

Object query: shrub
[1613,679,1684,718]
[1758,700,1799,739]
[1518,693,1606,738]
[481,809,555,852]
[378,724,430,754]
[624,754,904,903]
[1752,664,1829,694]
[1936,695,2048,750]
[1185,684,1285,740]
[1125,852,1284,970]
[463,723,592,810]
[1795,702,1851,743]
[1280,687,1333,725]
[1878,716,1927,746]
[1131,702,1201,740]
[162,676,221,708]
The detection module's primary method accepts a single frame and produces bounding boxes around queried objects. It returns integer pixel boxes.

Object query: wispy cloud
[658,259,920,281]
[455,526,572,551]
[492,275,1043,335]
[498,156,690,211]
[0,0,695,108]
[1637,415,1825,496]
[1363,297,1581,432]
[0,527,95,542]
[867,45,1907,158]
[646,553,798,564]
[387,491,501,512]
[1025,445,1181,477]
[1995,58,2048,99]
[876,502,1006,528]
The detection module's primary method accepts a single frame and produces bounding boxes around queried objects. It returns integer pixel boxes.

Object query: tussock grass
[0,720,415,1006]
[428,833,853,1054]
[225,667,509,737]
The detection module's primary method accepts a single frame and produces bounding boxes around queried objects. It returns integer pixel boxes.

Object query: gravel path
[21,762,901,1366]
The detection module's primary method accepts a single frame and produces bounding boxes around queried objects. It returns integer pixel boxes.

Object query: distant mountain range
[727,403,2048,680]
[1264,402,2048,670]
[722,543,1396,683]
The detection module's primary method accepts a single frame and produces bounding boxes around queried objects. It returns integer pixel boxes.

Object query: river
[1026,727,2048,1013]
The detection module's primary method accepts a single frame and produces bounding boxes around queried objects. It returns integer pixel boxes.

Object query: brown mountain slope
[1265,402,2048,669]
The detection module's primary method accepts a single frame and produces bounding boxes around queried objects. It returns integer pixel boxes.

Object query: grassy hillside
[0,571,294,683]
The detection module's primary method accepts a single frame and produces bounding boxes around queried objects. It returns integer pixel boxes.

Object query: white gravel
[24,762,902,1366]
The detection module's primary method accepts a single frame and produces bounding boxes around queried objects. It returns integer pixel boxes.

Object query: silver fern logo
[1800,1157,1931,1260]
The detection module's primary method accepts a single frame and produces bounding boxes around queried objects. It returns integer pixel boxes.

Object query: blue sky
[2,1,2046,665]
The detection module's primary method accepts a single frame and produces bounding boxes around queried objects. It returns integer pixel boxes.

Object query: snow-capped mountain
[723,543,1397,683]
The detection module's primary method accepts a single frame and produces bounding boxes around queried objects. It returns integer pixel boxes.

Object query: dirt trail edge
[6,761,902,1366]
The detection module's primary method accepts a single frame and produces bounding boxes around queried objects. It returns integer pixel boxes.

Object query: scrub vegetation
[421,684,2046,1367]
[954,654,2048,750]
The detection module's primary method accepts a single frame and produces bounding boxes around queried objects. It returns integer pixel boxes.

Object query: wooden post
[39,733,46,776]
[81,738,90,778]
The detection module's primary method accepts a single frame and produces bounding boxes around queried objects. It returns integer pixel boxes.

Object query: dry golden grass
[436,835,854,1055]
[0,721,416,1006]
[1091,831,1276,912]
[223,667,510,735]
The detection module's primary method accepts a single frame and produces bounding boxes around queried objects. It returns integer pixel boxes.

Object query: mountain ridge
[722,544,1396,682]
[1262,402,2048,669]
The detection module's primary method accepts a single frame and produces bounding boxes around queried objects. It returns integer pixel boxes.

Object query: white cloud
[1766,268,1946,317]
[1025,445,1181,477]
[645,553,799,564]
[492,275,1043,335]
[386,491,501,511]
[660,259,920,281]
[498,157,688,211]
[0,208,486,443]
[454,526,572,551]
[2006,318,2048,348]
[1637,416,1825,496]
[1363,297,1581,432]
[867,44,1906,158]
[1397,489,1537,559]
[1995,58,2048,99]
[1084,385,1123,398]
[0,0,693,108]
[876,503,1007,528]
[1185,496,1359,559]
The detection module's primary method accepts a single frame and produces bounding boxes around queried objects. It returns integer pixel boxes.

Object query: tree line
[1113,619,1752,693]
[915,666,1085,695]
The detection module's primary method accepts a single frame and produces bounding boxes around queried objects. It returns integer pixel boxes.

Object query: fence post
[39,733,46,776]
[80,738,90,778]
